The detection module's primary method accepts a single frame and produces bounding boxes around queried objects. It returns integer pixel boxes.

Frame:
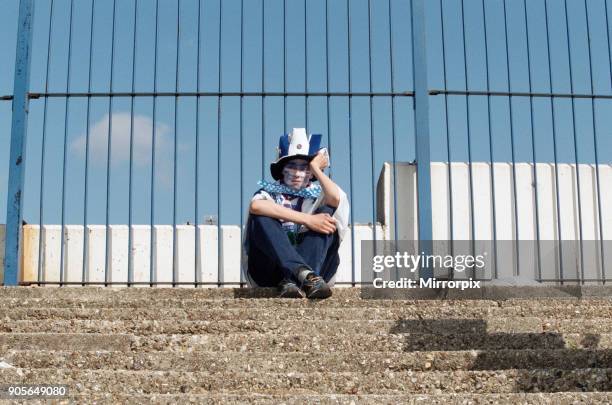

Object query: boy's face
[281,158,312,189]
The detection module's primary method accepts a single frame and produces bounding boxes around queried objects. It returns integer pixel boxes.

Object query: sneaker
[278,278,305,298]
[301,273,332,299]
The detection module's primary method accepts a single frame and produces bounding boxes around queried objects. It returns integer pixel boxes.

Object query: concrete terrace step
[1,305,612,320]
[0,297,506,309]
[1,297,611,312]
[1,332,610,352]
[2,349,611,373]
[0,368,610,394]
[0,287,609,400]
[12,393,612,405]
[3,318,612,335]
[3,286,611,299]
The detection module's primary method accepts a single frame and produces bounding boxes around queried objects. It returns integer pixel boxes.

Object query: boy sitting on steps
[242,128,350,299]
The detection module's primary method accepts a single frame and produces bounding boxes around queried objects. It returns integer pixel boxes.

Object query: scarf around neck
[257,180,322,199]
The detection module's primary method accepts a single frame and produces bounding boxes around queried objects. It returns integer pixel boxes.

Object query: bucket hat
[270,128,323,181]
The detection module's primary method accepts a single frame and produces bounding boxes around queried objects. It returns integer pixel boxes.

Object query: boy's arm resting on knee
[249,200,337,235]
[249,199,310,225]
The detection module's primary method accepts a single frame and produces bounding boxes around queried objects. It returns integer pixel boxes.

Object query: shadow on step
[392,318,612,393]
[232,288,279,299]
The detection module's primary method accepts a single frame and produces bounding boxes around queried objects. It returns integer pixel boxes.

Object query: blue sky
[1,0,612,227]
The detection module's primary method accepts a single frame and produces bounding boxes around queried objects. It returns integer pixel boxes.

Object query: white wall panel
[3,162,612,286]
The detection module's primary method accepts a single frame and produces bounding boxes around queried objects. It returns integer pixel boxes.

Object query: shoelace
[304,275,323,285]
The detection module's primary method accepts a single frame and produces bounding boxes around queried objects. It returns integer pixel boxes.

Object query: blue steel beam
[412,0,433,279]
[4,0,35,286]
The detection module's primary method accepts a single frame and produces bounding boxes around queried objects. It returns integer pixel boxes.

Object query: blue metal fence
[2,0,612,286]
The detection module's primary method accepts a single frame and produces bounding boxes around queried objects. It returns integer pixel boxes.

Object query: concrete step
[127,332,612,352]
[1,305,611,321]
[0,333,133,351]
[0,297,505,309]
[13,392,612,405]
[2,318,612,335]
[1,332,609,352]
[3,286,611,300]
[1,296,611,312]
[0,368,610,394]
[2,349,611,372]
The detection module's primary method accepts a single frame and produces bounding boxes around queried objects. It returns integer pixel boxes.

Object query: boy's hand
[309,150,329,171]
[305,213,336,234]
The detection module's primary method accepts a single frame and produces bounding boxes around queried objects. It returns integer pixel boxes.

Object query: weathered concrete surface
[1,332,610,352]
[7,393,612,405]
[0,287,610,403]
[0,304,611,321]
[1,286,611,299]
[0,368,610,394]
[2,349,611,373]
[3,317,612,334]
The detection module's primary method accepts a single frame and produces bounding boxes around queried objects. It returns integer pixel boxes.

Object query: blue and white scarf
[257,180,322,199]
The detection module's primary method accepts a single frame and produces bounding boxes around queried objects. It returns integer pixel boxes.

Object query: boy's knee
[250,214,280,228]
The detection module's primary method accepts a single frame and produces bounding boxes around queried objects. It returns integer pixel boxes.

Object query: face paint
[282,159,312,190]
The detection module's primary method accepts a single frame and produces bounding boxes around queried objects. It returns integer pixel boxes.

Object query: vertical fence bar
[261,0,265,181]
[388,0,400,253]
[325,0,332,180]
[4,0,35,286]
[150,0,160,286]
[502,0,520,277]
[482,0,500,279]
[172,0,181,286]
[367,0,376,244]
[194,0,202,286]
[39,0,55,285]
[217,0,223,286]
[304,0,308,131]
[104,0,117,286]
[439,0,455,277]
[239,0,245,287]
[287,0,291,134]
[346,0,357,285]
[459,0,477,279]
[412,0,433,279]
[544,0,565,282]
[564,0,586,283]
[59,0,75,286]
[523,0,543,281]
[82,0,96,285]
[127,0,139,286]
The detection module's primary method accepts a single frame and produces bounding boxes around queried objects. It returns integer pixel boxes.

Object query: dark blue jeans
[246,205,340,287]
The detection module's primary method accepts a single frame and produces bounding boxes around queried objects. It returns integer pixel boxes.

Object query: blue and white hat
[270,128,323,181]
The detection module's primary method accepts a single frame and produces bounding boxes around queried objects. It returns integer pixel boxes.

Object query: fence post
[412,0,433,279]
[4,0,35,286]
